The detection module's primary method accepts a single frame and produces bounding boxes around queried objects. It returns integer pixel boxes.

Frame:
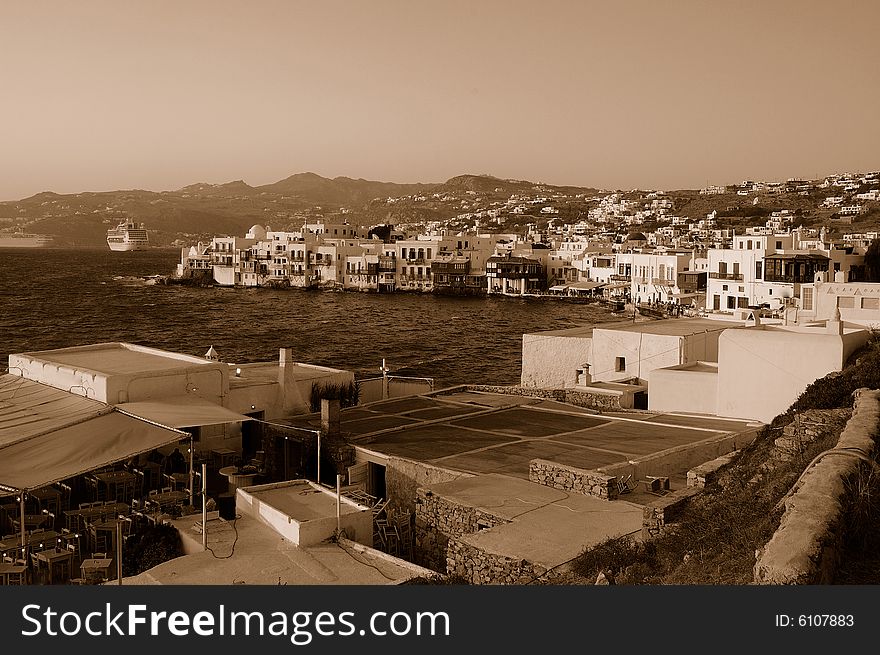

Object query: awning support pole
[19,491,26,550]
[201,463,207,552]
[188,436,194,506]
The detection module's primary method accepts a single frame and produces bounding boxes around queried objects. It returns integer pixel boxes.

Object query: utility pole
[380,359,390,400]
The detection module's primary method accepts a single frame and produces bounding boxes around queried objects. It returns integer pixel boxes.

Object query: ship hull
[107,241,148,252]
[0,237,54,248]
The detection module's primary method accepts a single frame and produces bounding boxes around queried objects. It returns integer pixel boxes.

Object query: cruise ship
[0,230,54,248]
[107,219,149,251]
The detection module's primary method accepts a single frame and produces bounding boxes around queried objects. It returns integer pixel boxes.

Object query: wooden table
[34,549,74,584]
[30,487,62,516]
[146,490,188,512]
[80,558,113,583]
[93,471,138,503]
[0,530,60,556]
[64,503,129,531]
[0,562,27,585]
[212,448,237,469]
[12,514,50,532]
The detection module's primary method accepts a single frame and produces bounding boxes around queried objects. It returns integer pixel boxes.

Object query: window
[837,297,855,309]
[615,357,626,372]
[776,241,783,249]
[727,296,736,309]
[738,297,749,308]
[756,261,762,279]
[802,287,814,311]
[747,240,753,250]
[862,297,879,310]
[769,289,773,294]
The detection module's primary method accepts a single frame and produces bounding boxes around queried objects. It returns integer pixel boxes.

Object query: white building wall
[648,364,719,415]
[590,330,683,384]
[715,326,868,422]
[520,333,592,388]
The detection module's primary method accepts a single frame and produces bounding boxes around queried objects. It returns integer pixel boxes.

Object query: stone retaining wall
[774,408,851,459]
[414,489,510,573]
[754,389,879,584]
[529,458,618,500]
[446,537,550,585]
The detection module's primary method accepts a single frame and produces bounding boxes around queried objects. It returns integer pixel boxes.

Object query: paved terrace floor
[283,391,761,485]
[125,513,421,585]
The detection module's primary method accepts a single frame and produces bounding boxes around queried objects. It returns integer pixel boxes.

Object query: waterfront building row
[176,223,866,310]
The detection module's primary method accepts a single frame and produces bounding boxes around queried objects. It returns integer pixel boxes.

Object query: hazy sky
[1,0,878,200]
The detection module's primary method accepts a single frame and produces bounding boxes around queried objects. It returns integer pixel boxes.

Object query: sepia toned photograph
[1,0,879,604]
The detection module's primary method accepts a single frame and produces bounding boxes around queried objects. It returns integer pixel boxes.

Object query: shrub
[309,381,360,412]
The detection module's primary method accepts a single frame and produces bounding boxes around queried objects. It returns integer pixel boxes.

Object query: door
[713,295,720,310]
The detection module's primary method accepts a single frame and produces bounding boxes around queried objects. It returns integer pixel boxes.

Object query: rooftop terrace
[283,390,761,482]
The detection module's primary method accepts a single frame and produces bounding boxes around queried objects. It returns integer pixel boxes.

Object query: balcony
[610,274,631,282]
[709,272,743,281]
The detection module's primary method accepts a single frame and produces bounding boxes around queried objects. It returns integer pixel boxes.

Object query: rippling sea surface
[0,248,620,387]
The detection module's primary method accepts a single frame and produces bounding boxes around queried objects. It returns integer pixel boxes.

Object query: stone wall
[773,408,851,459]
[386,457,470,516]
[754,389,879,584]
[463,385,623,412]
[641,487,702,539]
[529,459,618,500]
[687,451,740,488]
[414,488,510,573]
[447,537,551,585]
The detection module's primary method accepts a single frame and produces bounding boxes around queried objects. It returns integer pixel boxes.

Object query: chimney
[279,347,293,367]
[321,398,341,437]
[827,306,844,335]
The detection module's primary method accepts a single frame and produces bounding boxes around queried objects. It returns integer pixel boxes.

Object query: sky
[1,0,879,200]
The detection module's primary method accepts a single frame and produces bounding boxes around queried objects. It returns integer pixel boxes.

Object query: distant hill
[0,171,622,247]
[257,172,432,205]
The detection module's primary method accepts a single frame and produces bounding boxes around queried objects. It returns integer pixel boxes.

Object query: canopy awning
[0,374,108,447]
[601,282,631,290]
[548,285,569,292]
[673,291,705,299]
[569,281,603,291]
[117,396,254,429]
[0,410,187,492]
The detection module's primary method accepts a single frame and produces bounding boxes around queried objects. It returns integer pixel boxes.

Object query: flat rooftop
[229,361,348,389]
[16,343,208,375]
[248,481,362,521]
[427,474,644,569]
[528,317,733,339]
[126,513,423,585]
[283,390,761,480]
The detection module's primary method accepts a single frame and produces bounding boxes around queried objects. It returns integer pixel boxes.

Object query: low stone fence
[446,537,550,585]
[463,385,623,412]
[687,451,740,488]
[529,459,618,500]
[414,488,509,572]
[754,389,879,584]
[641,487,702,539]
